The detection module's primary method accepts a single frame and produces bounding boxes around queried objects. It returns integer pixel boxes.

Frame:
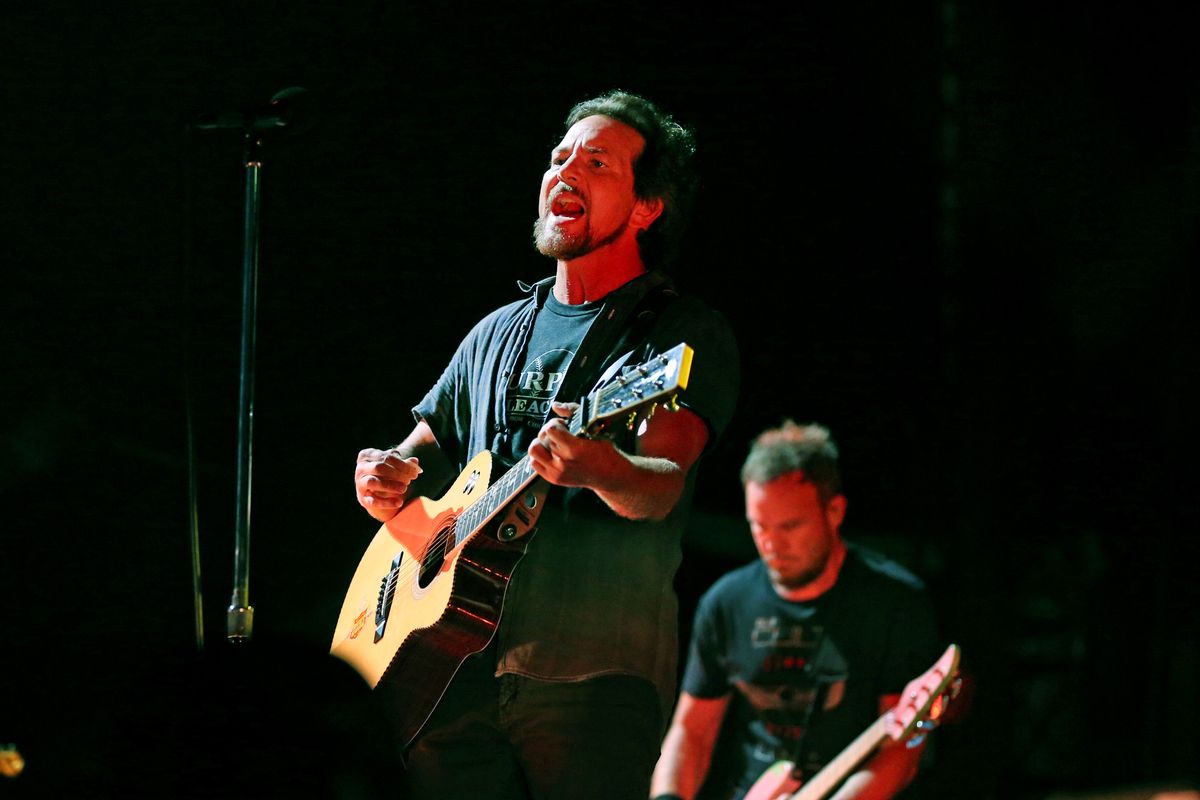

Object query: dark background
[3,1,1197,797]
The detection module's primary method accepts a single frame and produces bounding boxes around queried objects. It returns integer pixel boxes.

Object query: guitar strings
[376,458,535,592]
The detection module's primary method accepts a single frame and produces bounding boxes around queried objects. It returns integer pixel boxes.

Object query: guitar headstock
[585,342,693,434]
[886,643,962,743]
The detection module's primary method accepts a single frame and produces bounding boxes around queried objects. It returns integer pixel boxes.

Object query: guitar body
[330,450,535,745]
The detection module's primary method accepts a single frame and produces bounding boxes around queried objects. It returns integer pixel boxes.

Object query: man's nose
[556,152,581,184]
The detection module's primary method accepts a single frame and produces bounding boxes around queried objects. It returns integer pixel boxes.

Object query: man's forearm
[828,742,921,800]
[649,725,712,800]
[593,453,687,521]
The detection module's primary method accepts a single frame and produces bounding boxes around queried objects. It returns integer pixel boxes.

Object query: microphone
[193,86,311,132]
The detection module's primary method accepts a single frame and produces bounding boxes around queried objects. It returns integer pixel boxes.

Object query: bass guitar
[744,643,962,800]
[330,342,695,747]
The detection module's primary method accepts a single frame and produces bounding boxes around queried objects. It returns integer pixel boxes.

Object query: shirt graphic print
[507,347,573,429]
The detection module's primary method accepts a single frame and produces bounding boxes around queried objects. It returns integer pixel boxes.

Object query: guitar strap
[786,676,834,781]
[582,285,681,401]
[784,628,835,781]
[545,270,680,416]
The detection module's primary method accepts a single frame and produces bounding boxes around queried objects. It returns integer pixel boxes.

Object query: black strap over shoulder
[587,278,681,394]
[785,628,848,780]
[548,271,680,409]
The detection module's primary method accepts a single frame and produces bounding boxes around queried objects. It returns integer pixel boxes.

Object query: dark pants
[401,646,662,800]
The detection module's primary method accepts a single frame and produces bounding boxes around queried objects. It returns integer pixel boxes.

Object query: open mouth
[550,192,585,219]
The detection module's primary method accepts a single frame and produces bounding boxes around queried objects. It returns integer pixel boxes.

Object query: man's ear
[630,196,664,230]
[825,494,847,531]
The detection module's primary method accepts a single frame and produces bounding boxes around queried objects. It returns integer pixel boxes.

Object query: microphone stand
[227,128,264,644]
[185,87,306,648]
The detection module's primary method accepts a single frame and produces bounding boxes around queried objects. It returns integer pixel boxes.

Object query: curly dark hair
[740,420,842,504]
[563,89,699,271]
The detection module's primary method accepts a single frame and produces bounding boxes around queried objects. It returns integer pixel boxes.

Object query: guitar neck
[452,454,537,548]
[449,344,690,550]
[792,713,889,800]
[450,403,589,548]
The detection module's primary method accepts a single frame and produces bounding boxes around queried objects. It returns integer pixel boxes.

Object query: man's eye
[591,159,606,168]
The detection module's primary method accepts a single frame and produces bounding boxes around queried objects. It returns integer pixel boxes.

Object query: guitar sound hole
[417,523,455,589]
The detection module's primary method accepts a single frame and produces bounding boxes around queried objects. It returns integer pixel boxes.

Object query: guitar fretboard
[452,454,538,548]
[450,404,588,548]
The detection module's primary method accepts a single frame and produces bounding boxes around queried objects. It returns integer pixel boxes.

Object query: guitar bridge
[374,552,403,643]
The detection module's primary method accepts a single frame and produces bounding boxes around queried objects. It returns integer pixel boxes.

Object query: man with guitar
[650,421,942,800]
[350,90,740,800]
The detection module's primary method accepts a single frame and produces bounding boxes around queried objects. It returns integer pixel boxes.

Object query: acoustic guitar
[330,342,695,747]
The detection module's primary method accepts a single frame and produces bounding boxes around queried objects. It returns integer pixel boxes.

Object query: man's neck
[553,247,647,305]
[772,538,848,602]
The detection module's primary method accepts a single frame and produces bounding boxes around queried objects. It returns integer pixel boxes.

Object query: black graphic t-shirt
[682,543,940,800]
[502,292,601,461]
[412,271,742,722]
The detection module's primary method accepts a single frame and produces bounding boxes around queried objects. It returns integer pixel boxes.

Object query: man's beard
[532,216,627,260]
[769,548,832,591]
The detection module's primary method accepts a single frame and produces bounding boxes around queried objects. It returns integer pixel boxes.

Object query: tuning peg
[906,719,936,749]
